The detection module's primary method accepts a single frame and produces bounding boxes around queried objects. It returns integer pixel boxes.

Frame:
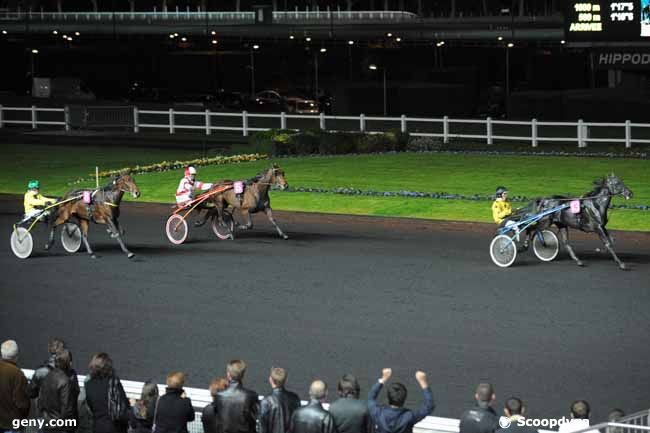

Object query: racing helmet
[184,166,197,177]
[28,179,40,189]
[495,186,508,198]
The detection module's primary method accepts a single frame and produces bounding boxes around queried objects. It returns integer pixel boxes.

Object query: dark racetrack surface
[1,196,649,421]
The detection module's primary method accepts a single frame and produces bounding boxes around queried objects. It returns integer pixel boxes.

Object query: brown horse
[46,172,141,258]
[197,163,289,239]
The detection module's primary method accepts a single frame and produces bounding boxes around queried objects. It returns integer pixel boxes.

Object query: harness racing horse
[198,163,290,239]
[537,174,633,270]
[46,172,141,259]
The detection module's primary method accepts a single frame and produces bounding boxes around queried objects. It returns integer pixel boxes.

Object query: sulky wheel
[490,234,517,268]
[11,227,34,259]
[165,214,189,245]
[61,223,82,253]
[533,229,560,262]
[211,210,235,240]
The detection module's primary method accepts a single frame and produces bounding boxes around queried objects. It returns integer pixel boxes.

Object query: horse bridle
[112,176,139,196]
[254,168,286,187]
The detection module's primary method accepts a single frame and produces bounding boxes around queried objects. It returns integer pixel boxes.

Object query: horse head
[270,163,288,190]
[605,173,633,200]
[114,171,141,199]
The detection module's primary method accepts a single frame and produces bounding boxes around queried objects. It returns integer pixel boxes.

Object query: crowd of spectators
[0,338,628,433]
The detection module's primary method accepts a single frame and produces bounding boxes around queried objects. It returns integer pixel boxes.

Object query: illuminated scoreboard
[565,0,650,41]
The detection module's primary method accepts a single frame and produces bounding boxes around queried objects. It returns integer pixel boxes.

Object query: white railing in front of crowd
[620,410,650,427]
[2,104,650,148]
[21,369,459,433]
[571,423,650,433]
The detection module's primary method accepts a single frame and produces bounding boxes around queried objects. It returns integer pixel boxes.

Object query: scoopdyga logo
[501,418,590,429]
[499,417,512,429]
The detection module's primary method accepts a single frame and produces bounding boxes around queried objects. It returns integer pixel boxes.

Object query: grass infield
[2,143,648,231]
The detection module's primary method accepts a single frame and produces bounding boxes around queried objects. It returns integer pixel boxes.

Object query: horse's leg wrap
[81,232,94,258]
[265,208,288,240]
[597,226,625,270]
[238,210,253,230]
[45,225,56,250]
[559,227,583,266]
[107,218,134,258]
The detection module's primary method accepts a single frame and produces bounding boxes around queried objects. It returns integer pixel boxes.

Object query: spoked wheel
[211,210,235,240]
[61,223,82,253]
[11,227,34,259]
[533,229,560,262]
[166,214,188,245]
[490,234,517,268]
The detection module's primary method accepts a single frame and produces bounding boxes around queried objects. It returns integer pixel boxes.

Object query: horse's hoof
[91,254,97,259]
[282,235,289,240]
[619,263,627,270]
[127,252,135,259]
[576,260,584,267]
[44,244,50,251]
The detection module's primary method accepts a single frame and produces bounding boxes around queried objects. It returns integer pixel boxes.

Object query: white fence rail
[2,104,650,148]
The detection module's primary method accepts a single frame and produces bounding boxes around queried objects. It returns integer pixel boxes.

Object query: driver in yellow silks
[492,186,512,224]
[24,180,56,220]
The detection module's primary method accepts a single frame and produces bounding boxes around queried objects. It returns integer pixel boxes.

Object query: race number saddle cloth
[570,200,581,214]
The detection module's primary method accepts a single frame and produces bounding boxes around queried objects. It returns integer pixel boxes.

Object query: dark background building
[0,0,648,120]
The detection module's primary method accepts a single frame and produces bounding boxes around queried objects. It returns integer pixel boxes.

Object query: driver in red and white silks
[176,166,213,206]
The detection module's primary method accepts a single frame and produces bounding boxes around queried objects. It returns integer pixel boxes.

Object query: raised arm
[409,371,434,424]
[368,368,392,419]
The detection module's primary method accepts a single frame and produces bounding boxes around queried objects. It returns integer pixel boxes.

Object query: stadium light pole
[505,42,513,118]
[30,49,38,79]
[369,64,387,116]
[250,44,259,97]
[314,47,327,99]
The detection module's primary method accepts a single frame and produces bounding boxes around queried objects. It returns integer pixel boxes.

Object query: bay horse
[46,172,141,258]
[197,163,289,239]
[537,174,633,270]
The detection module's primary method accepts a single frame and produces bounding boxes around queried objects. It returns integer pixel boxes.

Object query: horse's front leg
[79,219,95,259]
[238,208,253,230]
[558,226,583,266]
[264,207,288,240]
[106,217,134,259]
[115,218,125,236]
[596,225,626,270]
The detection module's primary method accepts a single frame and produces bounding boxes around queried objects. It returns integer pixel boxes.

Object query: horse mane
[100,178,118,191]
[247,166,274,184]
[592,177,606,188]
[583,177,607,197]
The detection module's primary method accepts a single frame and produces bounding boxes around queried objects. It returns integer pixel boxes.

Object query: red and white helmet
[184,166,197,177]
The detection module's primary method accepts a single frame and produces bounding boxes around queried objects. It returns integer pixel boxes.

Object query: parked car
[286,96,319,114]
[127,82,172,103]
[211,90,246,111]
[251,90,288,112]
